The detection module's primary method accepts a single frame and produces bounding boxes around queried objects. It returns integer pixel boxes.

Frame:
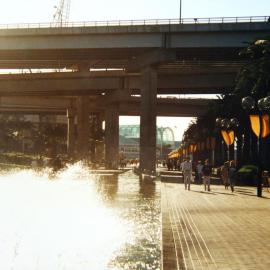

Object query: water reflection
[139,179,156,199]
[96,174,119,201]
[0,164,160,270]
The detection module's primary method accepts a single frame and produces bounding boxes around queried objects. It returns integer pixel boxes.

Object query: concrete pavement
[161,183,270,270]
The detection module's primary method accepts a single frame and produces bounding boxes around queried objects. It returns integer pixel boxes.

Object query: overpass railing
[0,16,268,29]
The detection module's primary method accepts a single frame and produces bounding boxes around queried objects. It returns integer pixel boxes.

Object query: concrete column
[66,108,75,155]
[38,114,46,154]
[77,62,90,76]
[95,113,104,165]
[140,67,157,173]
[76,97,90,159]
[96,113,103,137]
[105,101,119,170]
[89,114,96,162]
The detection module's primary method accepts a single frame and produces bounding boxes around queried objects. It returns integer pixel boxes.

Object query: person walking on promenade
[220,161,230,189]
[196,160,203,184]
[229,160,237,192]
[181,157,192,190]
[202,159,212,191]
[166,158,172,171]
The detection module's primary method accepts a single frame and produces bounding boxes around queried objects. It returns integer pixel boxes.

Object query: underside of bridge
[0,21,269,171]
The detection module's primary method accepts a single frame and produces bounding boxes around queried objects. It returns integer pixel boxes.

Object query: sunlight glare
[0,164,130,270]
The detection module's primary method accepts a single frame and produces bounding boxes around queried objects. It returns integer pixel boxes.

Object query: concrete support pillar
[96,113,103,137]
[76,97,90,159]
[89,114,96,162]
[95,113,104,165]
[105,101,119,170]
[77,62,90,76]
[140,67,157,173]
[66,108,75,156]
[38,114,46,154]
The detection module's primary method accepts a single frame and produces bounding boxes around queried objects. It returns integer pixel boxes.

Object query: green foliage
[32,123,67,154]
[0,114,67,155]
[183,37,270,143]
[0,114,33,151]
[234,37,270,99]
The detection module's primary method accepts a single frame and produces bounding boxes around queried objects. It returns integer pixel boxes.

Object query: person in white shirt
[181,157,192,190]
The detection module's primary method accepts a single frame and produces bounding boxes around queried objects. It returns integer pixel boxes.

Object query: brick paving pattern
[161,183,270,270]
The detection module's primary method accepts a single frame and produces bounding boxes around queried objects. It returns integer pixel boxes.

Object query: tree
[233,37,270,169]
[0,114,33,152]
[234,38,270,98]
[183,37,270,167]
[32,122,67,155]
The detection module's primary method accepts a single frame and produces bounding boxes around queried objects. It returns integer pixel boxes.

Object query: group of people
[180,158,237,193]
[166,158,179,171]
[220,160,237,192]
[181,158,212,191]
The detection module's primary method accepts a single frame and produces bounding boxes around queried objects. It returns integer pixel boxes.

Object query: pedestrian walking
[166,158,172,171]
[181,157,192,190]
[220,161,230,189]
[202,159,212,191]
[196,160,203,184]
[229,160,237,192]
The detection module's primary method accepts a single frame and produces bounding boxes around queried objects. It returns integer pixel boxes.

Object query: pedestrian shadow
[234,188,253,193]
[212,191,235,196]
[235,190,270,199]
[189,190,217,195]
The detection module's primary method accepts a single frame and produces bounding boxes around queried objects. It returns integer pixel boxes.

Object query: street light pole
[179,0,182,23]
[241,95,270,197]
[160,127,163,160]
[216,117,239,163]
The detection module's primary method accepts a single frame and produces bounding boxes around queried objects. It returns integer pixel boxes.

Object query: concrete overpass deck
[0,17,268,72]
[0,96,213,117]
[0,16,268,98]
[0,70,235,96]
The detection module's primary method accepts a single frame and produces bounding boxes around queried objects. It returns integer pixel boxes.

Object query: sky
[0,0,269,140]
[0,0,269,23]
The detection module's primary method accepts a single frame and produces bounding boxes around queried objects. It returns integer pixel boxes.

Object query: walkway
[161,183,270,270]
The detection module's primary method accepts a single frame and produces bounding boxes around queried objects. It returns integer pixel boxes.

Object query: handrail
[0,16,268,30]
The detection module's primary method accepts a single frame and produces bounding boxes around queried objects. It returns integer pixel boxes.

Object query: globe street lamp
[241,95,270,197]
[216,117,239,162]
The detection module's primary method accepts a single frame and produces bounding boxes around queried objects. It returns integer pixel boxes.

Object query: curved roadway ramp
[161,183,270,270]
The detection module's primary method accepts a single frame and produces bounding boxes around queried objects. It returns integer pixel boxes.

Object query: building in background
[119,125,176,160]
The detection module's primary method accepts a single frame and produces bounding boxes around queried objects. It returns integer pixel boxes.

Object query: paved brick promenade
[161,183,270,270]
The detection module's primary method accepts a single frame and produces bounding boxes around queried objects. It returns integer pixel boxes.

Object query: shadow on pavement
[212,191,235,196]
[235,190,270,199]
[189,190,217,195]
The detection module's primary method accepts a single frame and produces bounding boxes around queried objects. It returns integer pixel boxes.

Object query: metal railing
[0,16,268,29]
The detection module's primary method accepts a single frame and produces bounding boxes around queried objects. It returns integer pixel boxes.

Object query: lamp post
[241,95,270,197]
[216,117,239,162]
[159,127,163,160]
[179,0,182,23]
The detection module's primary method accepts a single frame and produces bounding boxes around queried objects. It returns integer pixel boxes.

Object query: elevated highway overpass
[0,16,269,171]
[0,96,212,117]
[0,17,268,92]
[0,71,234,95]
